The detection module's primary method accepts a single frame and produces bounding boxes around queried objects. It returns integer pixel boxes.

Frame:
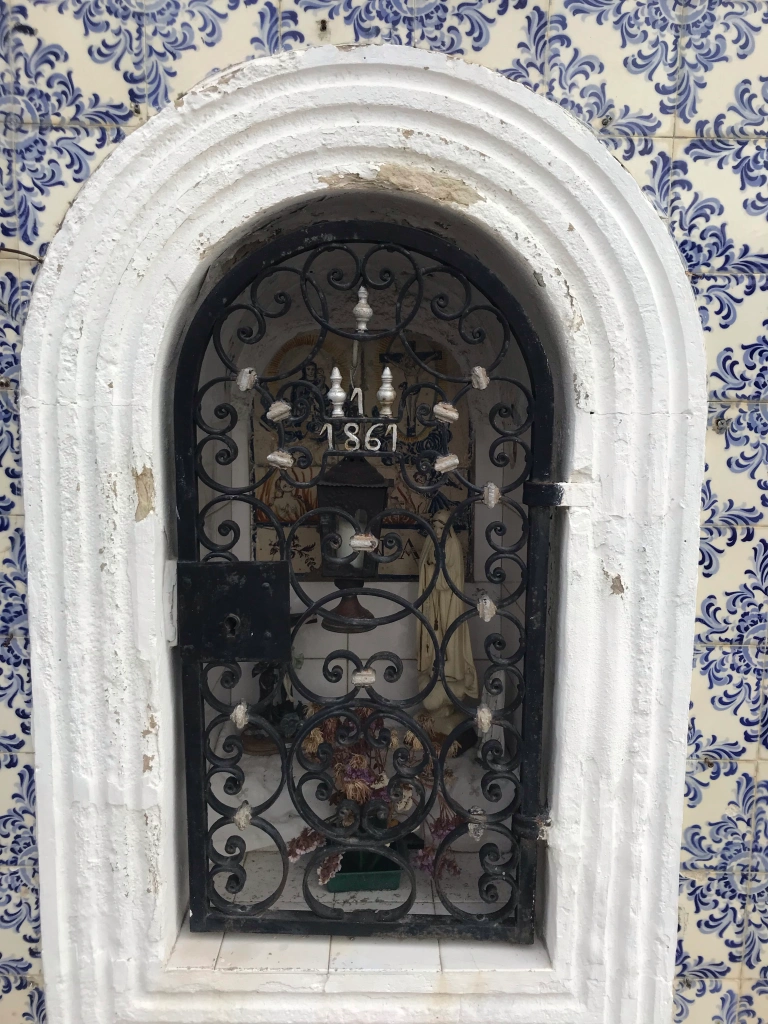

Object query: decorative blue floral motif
[700,472,763,577]
[0,637,31,720]
[0,865,39,958]
[2,7,132,247]
[22,986,46,1024]
[32,0,210,108]
[711,326,768,402]
[0,528,26,637]
[641,153,768,330]
[694,644,765,752]
[292,0,517,55]
[500,7,660,160]
[0,268,32,397]
[30,0,300,109]
[31,0,519,107]
[563,0,768,124]
[0,763,36,868]
[697,535,768,646]
[673,937,729,1022]
[251,2,302,55]
[0,952,32,993]
[711,405,768,507]
[681,772,768,968]
[685,718,746,808]
[686,132,768,220]
[713,989,767,1024]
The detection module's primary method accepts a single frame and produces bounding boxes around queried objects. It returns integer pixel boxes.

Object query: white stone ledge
[160,923,556,996]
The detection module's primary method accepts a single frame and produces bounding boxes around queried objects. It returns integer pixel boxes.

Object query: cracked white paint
[21,45,704,1024]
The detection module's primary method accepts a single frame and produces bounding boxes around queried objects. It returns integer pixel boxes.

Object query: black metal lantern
[316,456,390,632]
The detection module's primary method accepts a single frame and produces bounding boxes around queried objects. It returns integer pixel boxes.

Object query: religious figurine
[416,509,478,737]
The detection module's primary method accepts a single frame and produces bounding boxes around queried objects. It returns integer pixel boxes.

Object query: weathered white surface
[21,44,704,1024]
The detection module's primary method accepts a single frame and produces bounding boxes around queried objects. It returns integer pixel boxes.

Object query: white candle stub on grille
[351,668,377,687]
[483,481,500,508]
[468,806,486,842]
[236,367,258,392]
[230,701,249,730]
[471,366,490,390]
[433,401,459,423]
[476,704,493,734]
[477,593,497,622]
[266,449,294,469]
[266,400,292,423]
[349,533,378,552]
[434,453,460,474]
[233,801,252,831]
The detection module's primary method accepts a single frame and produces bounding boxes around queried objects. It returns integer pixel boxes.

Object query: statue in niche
[416,508,478,738]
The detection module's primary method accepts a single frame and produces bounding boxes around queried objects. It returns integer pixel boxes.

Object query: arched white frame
[21,45,704,1024]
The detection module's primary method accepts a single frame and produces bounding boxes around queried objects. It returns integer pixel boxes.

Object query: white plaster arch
[21,44,705,1024]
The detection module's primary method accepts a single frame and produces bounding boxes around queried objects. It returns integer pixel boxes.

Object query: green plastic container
[325,850,401,893]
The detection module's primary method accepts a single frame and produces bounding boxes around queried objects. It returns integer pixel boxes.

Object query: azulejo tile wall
[2,0,768,1021]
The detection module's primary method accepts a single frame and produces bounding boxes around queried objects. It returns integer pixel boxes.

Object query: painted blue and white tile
[10,123,131,252]
[683,135,768,247]
[673,981,753,1024]
[678,869,746,978]
[0,756,36,870]
[688,646,762,764]
[678,2,768,137]
[412,0,534,69]
[700,471,764,580]
[0,522,26,641]
[705,405,768,514]
[0,863,39,966]
[0,635,31,759]
[696,531,768,647]
[27,0,296,114]
[701,277,768,400]
[681,767,758,873]
[672,137,768,275]
[550,0,675,136]
[12,0,145,123]
[0,980,45,1024]
[643,151,768,333]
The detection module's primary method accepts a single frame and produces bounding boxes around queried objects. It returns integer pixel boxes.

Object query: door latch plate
[177,561,290,661]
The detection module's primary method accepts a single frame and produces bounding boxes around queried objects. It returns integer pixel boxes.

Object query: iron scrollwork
[175,222,554,941]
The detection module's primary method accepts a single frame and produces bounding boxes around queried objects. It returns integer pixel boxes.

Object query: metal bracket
[523,480,594,508]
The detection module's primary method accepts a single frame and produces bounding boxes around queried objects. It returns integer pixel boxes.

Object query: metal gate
[174,222,555,941]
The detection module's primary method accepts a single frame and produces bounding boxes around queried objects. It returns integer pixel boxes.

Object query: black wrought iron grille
[174,222,555,941]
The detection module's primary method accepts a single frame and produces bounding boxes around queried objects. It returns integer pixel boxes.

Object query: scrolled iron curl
[484,503,529,554]
[196,494,285,556]
[193,376,239,436]
[433,822,519,921]
[484,550,528,604]
[199,662,242,714]
[205,765,245,818]
[207,816,289,914]
[481,663,524,711]
[210,303,268,373]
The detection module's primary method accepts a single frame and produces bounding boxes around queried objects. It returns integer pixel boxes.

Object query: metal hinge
[523,480,594,508]
[512,810,552,842]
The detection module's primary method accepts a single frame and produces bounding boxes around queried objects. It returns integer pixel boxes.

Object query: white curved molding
[21,45,705,1024]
